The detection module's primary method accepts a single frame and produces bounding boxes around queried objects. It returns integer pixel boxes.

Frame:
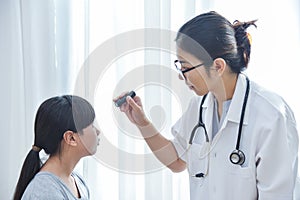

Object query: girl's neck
[40,155,81,198]
[40,154,79,179]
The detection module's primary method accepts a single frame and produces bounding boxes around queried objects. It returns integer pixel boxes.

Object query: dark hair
[13,95,95,200]
[175,11,257,73]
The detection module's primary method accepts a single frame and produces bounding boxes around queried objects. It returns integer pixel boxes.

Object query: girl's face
[176,47,212,96]
[78,123,100,155]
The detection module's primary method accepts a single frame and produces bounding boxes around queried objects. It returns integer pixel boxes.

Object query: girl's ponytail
[13,148,41,200]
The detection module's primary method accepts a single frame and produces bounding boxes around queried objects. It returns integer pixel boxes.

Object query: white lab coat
[171,74,299,200]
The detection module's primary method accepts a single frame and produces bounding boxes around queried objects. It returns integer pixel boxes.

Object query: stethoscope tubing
[188,74,250,164]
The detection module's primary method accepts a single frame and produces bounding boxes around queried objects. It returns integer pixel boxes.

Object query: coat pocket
[187,143,210,186]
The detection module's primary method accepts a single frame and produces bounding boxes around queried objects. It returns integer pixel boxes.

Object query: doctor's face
[176,47,210,96]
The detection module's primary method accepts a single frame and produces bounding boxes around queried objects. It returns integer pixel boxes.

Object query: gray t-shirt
[212,98,231,139]
[21,171,90,200]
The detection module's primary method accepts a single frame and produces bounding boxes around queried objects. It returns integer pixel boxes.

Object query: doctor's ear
[213,58,227,75]
[63,131,78,146]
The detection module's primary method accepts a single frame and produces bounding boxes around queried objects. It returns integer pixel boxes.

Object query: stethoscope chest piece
[229,149,245,165]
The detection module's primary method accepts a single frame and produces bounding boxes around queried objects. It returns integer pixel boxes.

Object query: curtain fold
[0,1,25,199]
[0,0,86,198]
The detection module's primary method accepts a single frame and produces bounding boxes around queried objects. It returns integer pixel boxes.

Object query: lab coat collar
[225,73,250,125]
[202,73,250,125]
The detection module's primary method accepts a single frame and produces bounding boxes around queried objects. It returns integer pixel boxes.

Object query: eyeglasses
[174,60,205,80]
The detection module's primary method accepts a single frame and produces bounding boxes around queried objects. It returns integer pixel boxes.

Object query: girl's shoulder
[21,172,67,199]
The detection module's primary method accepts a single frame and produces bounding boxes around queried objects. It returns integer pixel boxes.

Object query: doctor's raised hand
[113,92,186,170]
[115,11,299,200]
[114,93,149,127]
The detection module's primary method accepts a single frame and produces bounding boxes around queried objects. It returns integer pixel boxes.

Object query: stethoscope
[188,75,250,166]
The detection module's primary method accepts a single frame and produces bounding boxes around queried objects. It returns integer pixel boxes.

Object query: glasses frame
[174,60,205,80]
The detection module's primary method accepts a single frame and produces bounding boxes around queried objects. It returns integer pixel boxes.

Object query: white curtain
[1,0,300,199]
[0,0,87,199]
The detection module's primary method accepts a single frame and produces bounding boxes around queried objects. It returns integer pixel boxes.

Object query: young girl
[14,95,100,200]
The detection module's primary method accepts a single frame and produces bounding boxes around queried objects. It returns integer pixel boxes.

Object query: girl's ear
[63,131,78,147]
[213,58,227,76]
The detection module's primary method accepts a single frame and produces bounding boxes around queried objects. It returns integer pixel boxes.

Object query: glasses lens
[174,60,180,69]
[174,60,185,79]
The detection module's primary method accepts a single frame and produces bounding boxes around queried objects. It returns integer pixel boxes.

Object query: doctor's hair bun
[233,20,257,70]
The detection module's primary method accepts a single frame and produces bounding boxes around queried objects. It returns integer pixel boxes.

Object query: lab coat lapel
[227,74,250,125]
[219,74,250,133]
[201,74,250,145]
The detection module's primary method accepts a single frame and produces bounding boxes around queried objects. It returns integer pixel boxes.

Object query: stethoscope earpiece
[229,149,245,165]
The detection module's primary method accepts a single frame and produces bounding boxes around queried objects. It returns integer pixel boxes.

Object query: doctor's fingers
[119,95,142,112]
[131,96,143,107]
[123,96,147,121]
[124,109,138,124]
[126,96,144,112]
[113,91,129,102]
[124,98,149,126]
[119,100,130,112]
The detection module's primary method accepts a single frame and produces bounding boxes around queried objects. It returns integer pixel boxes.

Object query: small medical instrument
[189,76,250,173]
[115,91,136,107]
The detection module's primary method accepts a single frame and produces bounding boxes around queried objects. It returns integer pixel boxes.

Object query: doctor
[115,11,298,199]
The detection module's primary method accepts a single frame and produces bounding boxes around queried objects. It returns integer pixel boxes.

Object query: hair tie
[32,145,41,152]
[246,32,252,45]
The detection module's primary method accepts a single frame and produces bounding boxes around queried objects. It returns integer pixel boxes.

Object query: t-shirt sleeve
[21,176,67,200]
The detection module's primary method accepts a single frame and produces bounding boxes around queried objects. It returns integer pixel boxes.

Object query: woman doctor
[115,11,298,199]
